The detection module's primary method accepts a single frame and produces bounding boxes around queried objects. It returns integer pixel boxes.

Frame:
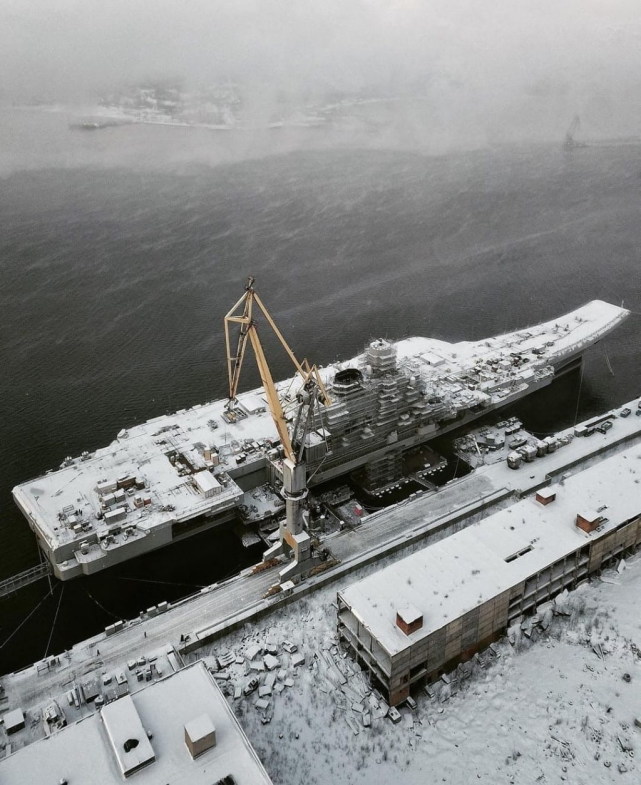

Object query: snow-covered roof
[397,605,423,625]
[193,470,220,495]
[339,438,641,657]
[102,695,155,777]
[536,486,557,499]
[578,510,601,522]
[0,662,273,785]
[2,709,24,733]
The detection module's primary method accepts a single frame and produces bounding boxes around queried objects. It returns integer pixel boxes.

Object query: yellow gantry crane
[224,276,330,459]
[224,276,330,580]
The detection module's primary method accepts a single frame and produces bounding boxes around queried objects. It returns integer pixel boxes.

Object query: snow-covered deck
[394,298,627,369]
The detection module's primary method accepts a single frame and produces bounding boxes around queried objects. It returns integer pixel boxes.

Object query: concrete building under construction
[337,439,641,705]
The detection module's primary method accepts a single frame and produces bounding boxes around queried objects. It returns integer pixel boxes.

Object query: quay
[1,396,641,755]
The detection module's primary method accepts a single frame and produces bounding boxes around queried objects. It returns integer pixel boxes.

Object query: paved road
[329,472,502,563]
[4,566,277,712]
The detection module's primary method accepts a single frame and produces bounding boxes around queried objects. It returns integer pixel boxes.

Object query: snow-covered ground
[186,554,641,784]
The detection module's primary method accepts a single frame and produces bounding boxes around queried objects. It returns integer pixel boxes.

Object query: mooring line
[44,584,64,658]
[0,584,56,651]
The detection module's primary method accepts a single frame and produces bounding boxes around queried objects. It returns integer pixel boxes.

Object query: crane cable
[85,590,120,620]
[115,572,238,589]
[0,584,57,651]
[603,344,615,376]
[305,393,332,484]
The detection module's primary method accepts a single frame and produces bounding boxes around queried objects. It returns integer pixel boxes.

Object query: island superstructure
[12,299,628,580]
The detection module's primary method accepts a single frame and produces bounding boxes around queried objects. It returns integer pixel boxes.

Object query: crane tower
[224,277,330,582]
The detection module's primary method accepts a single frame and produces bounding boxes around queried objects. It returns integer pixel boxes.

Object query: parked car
[387,706,402,723]
[243,677,260,696]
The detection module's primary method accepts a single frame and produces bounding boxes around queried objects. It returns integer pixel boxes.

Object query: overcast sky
[2,0,641,140]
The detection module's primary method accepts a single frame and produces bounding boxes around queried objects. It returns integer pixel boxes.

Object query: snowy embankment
[185,555,641,785]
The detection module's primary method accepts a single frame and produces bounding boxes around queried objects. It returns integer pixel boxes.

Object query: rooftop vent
[185,713,216,759]
[3,708,25,734]
[504,544,534,563]
[396,605,423,636]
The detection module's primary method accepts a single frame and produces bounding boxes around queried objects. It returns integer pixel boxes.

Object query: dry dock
[2,397,641,755]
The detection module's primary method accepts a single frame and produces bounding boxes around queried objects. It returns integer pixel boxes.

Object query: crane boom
[223,277,330,464]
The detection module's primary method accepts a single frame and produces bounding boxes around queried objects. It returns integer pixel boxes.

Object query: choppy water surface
[1,108,640,672]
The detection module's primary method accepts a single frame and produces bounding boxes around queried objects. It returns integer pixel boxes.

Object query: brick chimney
[396,606,423,635]
[536,487,556,505]
[576,511,602,533]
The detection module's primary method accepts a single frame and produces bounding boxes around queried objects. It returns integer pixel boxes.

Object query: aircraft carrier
[12,298,628,580]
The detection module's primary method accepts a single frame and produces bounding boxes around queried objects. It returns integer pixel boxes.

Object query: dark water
[1,108,640,673]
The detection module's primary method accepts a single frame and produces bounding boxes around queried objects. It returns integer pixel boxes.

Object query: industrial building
[337,441,641,705]
[0,661,273,784]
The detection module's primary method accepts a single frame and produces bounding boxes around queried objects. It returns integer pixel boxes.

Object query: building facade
[337,443,641,705]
